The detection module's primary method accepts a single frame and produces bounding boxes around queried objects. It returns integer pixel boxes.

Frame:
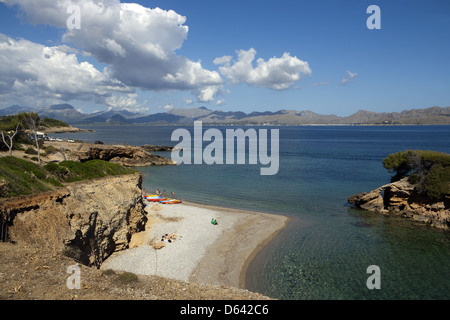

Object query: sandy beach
[101,201,289,289]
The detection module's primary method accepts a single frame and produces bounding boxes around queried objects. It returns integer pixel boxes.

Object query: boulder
[348,189,385,212]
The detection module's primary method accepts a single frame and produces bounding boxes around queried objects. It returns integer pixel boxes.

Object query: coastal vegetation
[0,113,71,159]
[0,114,70,132]
[0,156,136,198]
[382,150,450,200]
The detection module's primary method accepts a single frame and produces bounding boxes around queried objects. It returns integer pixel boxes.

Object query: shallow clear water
[58,125,450,299]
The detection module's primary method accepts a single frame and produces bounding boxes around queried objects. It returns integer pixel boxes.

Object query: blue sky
[0,0,449,116]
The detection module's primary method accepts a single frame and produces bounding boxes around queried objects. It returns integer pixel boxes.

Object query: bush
[43,145,59,156]
[117,272,138,284]
[24,147,38,155]
[44,162,68,180]
[58,160,136,182]
[383,150,450,200]
[424,165,450,200]
[102,269,116,276]
[0,156,50,197]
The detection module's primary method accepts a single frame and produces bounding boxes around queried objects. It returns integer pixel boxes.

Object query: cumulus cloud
[0,33,130,108]
[163,104,174,110]
[106,93,149,112]
[214,48,311,90]
[340,70,358,85]
[195,85,224,103]
[1,0,223,94]
[1,0,313,109]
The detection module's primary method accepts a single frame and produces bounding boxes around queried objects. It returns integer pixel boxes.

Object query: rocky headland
[40,126,95,134]
[349,177,450,231]
[45,141,175,167]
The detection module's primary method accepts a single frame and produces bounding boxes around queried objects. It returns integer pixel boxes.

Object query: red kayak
[159,199,182,204]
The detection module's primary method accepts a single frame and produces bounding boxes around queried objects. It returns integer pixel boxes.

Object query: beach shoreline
[101,200,289,292]
[185,201,289,289]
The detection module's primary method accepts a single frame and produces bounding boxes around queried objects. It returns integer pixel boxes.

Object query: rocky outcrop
[72,144,175,167]
[0,173,147,267]
[349,178,450,231]
[142,145,174,152]
[41,126,95,134]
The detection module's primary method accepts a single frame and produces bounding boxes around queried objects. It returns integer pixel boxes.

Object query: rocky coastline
[40,126,95,134]
[45,141,175,167]
[348,177,450,231]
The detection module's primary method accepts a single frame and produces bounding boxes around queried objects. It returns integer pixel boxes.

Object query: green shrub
[424,165,450,200]
[44,162,68,180]
[117,272,138,284]
[102,269,116,276]
[58,160,136,182]
[43,145,59,156]
[0,156,50,197]
[13,144,25,151]
[0,157,137,198]
[24,147,38,155]
[383,150,450,200]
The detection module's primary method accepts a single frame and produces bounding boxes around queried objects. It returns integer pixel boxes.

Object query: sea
[56,124,450,300]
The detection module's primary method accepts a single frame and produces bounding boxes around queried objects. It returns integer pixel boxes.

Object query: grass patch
[0,157,51,197]
[0,157,137,198]
[57,160,136,182]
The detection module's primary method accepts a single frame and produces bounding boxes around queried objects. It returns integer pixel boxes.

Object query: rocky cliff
[0,173,147,267]
[349,178,450,231]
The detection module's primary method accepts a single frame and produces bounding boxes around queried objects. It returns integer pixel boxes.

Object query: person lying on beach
[211,218,218,225]
[161,233,178,243]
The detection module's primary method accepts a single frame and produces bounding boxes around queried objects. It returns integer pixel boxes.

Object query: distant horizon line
[1,103,449,118]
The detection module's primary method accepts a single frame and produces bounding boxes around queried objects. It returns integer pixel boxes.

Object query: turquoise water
[58,125,450,299]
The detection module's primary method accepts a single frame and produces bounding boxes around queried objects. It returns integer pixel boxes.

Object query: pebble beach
[101,201,289,289]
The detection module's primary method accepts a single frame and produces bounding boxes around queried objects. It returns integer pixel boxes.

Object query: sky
[0,0,449,116]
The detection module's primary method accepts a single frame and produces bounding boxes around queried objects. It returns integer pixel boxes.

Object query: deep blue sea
[57,125,450,299]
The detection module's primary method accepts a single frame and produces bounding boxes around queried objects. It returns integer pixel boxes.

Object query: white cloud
[340,70,358,85]
[2,0,224,94]
[213,55,232,65]
[0,0,314,109]
[0,33,130,108]
[183,97,193,105]
[195,85,223,103]
[106,93,149,112]
[215,48,311,90]
[216,99,226,106]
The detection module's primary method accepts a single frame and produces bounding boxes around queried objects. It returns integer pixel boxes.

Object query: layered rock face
[349,178,450,231]
[0,173,147,267]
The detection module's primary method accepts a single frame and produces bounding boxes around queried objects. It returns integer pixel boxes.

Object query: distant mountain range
[1,104,449,126]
